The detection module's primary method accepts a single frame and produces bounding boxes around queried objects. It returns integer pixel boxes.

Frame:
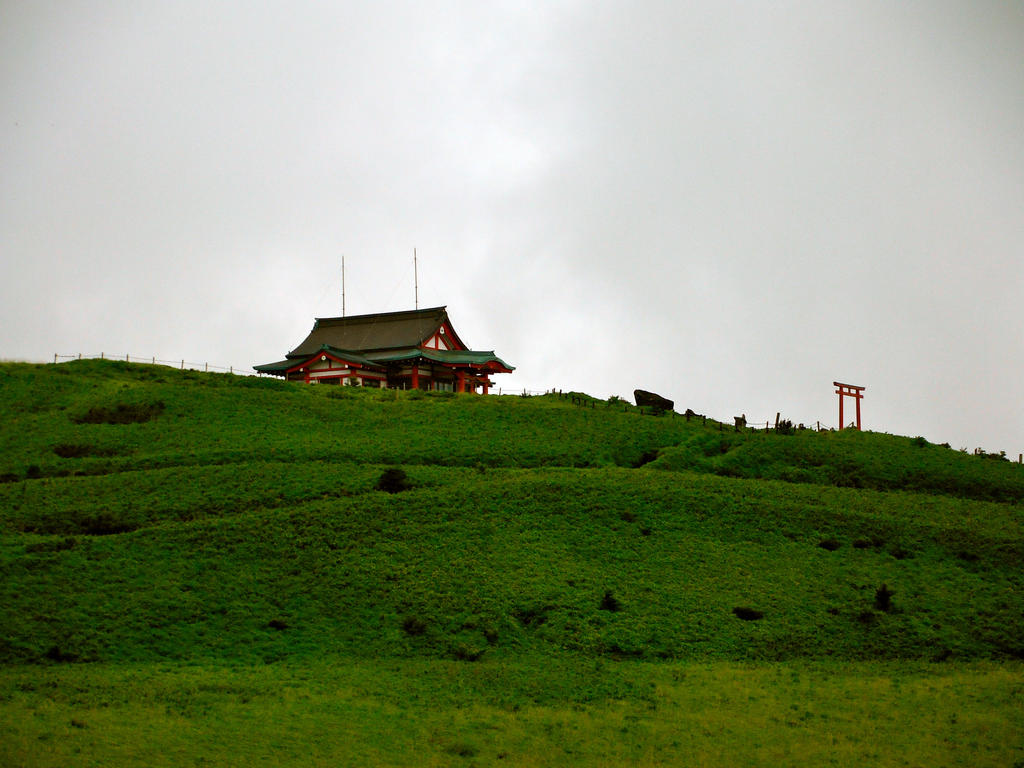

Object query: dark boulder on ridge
[633,389,674,412]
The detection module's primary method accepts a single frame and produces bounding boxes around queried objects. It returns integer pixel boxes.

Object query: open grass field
[1,359,1022,765]
[3,660,1021,767]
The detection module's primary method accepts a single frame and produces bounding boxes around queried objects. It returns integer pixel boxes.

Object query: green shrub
[853,536,885,550]
[44,645,77,663]
[443,742,479,758]
[71,402,165,424]
[53,444,118,459]
[402,617,427,636]
[78,513,137,536]
[732,607,763,621]
[633,449,659,467]
[450,643,485,661]
[513,605,551,627]
[600,591,622,612]
[874,584,894,612]
[376,468,411,493]
[25,538,76,554]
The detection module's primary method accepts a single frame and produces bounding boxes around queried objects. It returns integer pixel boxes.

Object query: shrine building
[254,306,513,393]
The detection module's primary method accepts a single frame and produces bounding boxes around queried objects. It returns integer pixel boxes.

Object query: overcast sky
[2,1,1022,454]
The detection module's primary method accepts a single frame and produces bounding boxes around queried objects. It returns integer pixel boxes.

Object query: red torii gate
[834,381,865,430]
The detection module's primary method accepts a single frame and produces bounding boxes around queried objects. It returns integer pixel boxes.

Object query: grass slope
[1,358,1021,665]
[1,360,1022,765]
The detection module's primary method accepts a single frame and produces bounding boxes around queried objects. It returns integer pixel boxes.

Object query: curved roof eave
[365,347,513,369]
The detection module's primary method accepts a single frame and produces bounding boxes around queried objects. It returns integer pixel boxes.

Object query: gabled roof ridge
[314,306,447,326]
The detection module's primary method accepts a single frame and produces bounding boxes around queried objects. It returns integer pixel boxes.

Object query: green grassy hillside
[3,359,1023,766]
[1,359,1021,668]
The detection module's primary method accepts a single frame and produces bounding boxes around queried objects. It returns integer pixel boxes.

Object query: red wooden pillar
[833,382,865,430]
[457,370,466,393]
[411,365,419,390]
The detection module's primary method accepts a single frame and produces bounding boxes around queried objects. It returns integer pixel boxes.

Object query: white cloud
[1,1,1021,452]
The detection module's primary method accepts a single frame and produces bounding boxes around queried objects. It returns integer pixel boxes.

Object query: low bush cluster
[376,468,411,494]
[732,607,764,621]
[600,591,622,612]
[402,616,427,636]
[874,584,895,612]
[53,443,118,459]
[70,402,165,425]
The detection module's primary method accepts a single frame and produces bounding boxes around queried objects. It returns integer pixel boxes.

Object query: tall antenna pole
[414,248,419,309]
[341,255,346,317]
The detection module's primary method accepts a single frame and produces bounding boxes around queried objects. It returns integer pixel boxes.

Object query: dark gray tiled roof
[289,307,454,357]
